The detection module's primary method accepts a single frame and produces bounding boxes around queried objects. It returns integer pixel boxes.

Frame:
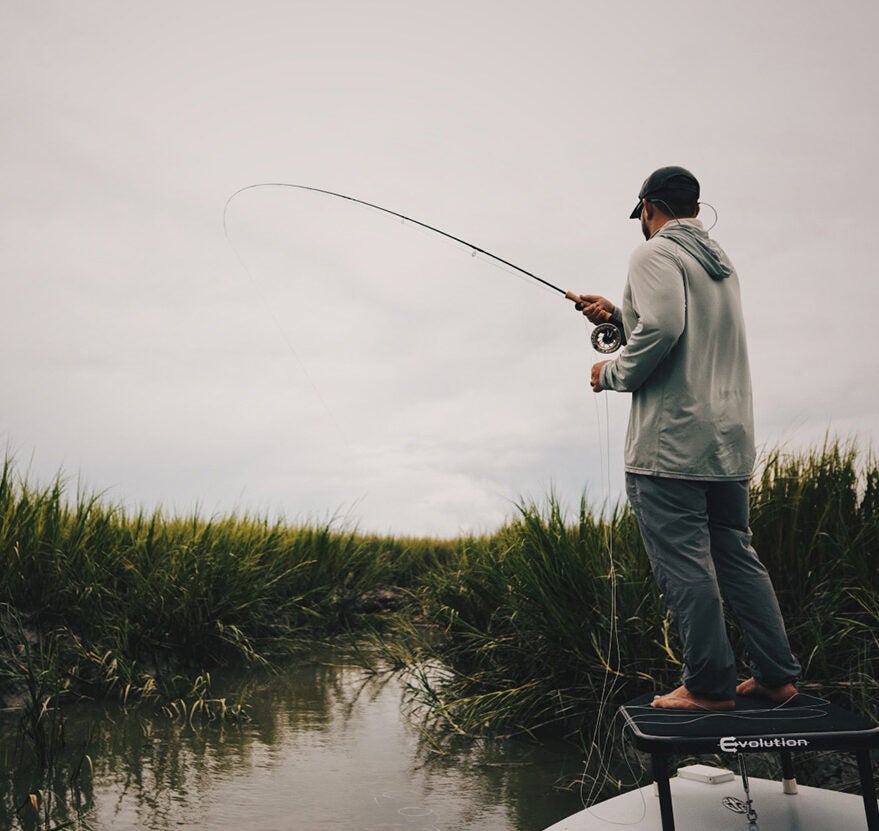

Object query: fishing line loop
[699,201,719,232]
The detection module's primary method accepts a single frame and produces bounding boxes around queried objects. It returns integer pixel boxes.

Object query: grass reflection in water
[0,652,585,831]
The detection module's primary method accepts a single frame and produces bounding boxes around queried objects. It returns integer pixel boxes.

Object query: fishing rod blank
[223,183,622,354]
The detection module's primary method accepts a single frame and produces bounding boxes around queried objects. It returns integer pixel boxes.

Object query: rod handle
[564,290,584,311]
[566,290,614,322]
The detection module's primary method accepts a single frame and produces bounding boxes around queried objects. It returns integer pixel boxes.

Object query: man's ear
[642,200,655,220]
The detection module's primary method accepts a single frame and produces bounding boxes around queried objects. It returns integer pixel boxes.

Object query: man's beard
[641,214,651,240]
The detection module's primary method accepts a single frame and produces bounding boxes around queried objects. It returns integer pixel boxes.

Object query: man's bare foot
[650,685,736,711]
[736,677,798,705]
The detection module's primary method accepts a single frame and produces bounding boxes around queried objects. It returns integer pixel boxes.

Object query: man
[578,166,800,711]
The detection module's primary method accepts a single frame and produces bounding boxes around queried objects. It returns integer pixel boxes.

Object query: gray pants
[625,473,801,699]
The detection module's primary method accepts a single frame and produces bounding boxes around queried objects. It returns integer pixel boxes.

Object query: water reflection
[0,653,585,830]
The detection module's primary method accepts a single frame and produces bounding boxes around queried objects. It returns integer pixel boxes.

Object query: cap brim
[629,200,643,220]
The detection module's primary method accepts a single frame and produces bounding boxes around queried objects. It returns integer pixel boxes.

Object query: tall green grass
[402,439,878,738]
[751,441,878,711]
[0,439,876,741]
[0,458,451,708]
[400,499,668,738]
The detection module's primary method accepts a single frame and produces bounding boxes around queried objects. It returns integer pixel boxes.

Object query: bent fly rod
[223,183,622,353]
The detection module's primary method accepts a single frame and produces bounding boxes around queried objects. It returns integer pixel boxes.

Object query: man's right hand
[576,294,614,325]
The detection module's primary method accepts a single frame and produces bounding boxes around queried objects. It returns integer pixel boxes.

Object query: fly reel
[591,322,623,354]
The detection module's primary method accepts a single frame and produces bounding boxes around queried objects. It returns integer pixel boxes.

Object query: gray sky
[3,1,877,537]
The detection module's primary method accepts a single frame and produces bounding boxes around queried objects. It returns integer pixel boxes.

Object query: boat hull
[543,775,873,830]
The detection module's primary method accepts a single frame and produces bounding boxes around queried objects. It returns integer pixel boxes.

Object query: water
[0,653,589,830]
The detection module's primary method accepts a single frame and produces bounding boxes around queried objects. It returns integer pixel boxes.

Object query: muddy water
[0,654,589,830]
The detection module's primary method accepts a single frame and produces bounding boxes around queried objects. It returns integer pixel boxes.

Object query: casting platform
[619,692,879,830]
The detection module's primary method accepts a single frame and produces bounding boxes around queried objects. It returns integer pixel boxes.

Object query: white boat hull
[543,775,874,830]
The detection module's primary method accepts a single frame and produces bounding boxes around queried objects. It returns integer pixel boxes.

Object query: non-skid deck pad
[619,693,879,752]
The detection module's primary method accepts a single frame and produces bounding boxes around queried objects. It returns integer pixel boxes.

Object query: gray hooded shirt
[599,218,755,479]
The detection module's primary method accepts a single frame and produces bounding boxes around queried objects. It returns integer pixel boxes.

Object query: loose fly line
[222,190,354,451]
[223,184,628,806]
[577,390,638,819]
[223,184,786,824]
[222,182,624,447]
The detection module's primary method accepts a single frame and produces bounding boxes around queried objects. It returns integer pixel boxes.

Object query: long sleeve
[601,243,684,392]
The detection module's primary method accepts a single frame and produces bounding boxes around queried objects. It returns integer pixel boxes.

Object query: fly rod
[223,183,623,354]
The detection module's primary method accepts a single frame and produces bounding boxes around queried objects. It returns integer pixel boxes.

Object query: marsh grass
[0,458,448,712]
[0,606,68,770]
[750,440,879,712]
[0,440,876,794]
[400,500,669,739]
[384,440,877,803]
[401,439,878,750]
[0,604,96,830]
[0,458,458,827]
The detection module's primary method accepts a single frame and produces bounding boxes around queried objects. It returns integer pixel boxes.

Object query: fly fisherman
[578,166,801,711]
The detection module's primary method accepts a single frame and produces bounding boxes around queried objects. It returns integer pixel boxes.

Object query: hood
[654,219,733,280]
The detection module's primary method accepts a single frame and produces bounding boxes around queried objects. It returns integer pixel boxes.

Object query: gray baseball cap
[630,166,700,219]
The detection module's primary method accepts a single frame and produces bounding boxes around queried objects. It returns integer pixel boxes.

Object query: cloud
[2,0,876,535]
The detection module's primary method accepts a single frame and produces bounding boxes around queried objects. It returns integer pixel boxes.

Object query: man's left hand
[591,360,609,393]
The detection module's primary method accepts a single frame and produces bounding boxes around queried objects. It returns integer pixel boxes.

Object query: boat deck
[543,776,873,831]
[616,692,879,830]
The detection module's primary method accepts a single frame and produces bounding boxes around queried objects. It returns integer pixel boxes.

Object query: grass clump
[402,499,670,738]
[750,440,879,712]
[0,439,875,753]
[0,458,447,711]
[403,439,878,740]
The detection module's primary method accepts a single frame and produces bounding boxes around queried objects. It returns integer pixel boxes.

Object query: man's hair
[648,191,699,219]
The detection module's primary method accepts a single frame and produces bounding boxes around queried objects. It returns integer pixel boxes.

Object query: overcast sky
[2,1,877,537]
